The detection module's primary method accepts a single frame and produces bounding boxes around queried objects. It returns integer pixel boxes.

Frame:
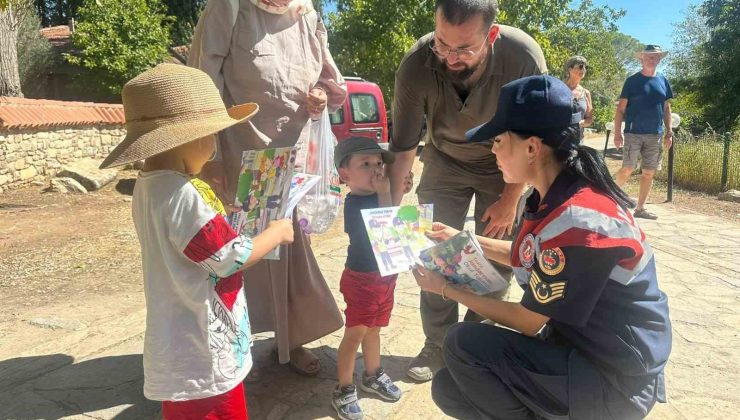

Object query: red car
[330,76,388,145]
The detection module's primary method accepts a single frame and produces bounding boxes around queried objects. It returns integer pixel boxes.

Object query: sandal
[288,346,321,376]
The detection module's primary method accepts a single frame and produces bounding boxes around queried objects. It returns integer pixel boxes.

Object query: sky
[323,0,699,50]
[588,0,699,49]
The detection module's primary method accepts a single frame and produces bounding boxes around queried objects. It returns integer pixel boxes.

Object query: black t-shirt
[344,193,379,272]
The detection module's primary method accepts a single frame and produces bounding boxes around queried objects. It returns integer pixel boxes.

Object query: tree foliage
[32,0,84,27]
[668,0,739,132]
[64,0,172,98]
[17,2,55,95]
[161,0,207,46]
[326,0,630,130]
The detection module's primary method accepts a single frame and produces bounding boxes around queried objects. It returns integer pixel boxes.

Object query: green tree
[161,0,206,46]
[697,0,739,130]
[327,0,627,131]
[17,2,55,95]
[33,0,84,26]
[64,0,172,98]
[0,0,34,97]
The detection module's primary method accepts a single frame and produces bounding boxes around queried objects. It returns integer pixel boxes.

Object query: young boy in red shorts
[331,137,410,419]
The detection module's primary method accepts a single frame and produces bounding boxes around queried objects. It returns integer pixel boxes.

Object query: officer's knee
[443,322,509,366]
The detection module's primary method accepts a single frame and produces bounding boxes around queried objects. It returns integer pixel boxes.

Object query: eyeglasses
[430,35,488,61]
[571,64,588,70]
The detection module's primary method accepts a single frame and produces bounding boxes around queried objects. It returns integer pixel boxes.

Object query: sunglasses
[572,64,588,70]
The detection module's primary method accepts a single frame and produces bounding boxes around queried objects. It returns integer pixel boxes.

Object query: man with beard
[387,0,547,383]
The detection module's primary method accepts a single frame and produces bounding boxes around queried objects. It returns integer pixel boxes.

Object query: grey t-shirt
[391,25,547,173]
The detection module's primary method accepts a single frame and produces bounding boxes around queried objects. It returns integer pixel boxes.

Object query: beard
[443,55,486,84]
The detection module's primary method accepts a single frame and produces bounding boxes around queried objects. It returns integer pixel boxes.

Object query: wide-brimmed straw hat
[636,44,668,58]
[100,63,258,169]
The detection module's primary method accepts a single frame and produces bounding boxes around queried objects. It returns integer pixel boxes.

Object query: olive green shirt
[391,25,547,175]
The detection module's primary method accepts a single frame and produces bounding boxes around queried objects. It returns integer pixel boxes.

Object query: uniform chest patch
[529,271,566,304]
[519,234,536,269]
[539,247,565,276]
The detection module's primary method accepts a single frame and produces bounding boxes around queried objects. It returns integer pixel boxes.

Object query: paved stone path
[1,155,738,419]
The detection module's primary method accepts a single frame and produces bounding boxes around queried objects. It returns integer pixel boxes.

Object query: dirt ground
[1,151,737,330]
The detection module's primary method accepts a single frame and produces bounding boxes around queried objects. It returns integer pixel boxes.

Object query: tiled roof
[0,97,125,130]
[39,25,72,47]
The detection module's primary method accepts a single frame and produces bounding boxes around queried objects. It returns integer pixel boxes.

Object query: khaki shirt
[391,25,547,174]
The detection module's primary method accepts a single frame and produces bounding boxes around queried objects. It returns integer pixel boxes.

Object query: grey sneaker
[331,384,363,420]
[634,208,658,220]
[360,367,402,401]
[407,343,443,382]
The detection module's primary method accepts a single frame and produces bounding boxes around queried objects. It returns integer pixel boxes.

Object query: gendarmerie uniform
[433,170,672,419]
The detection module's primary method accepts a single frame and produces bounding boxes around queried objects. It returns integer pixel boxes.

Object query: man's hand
[402,171,414,194]
[663,132,673,150]
[482,198,517,239]
[614,132,624,149]
[426,222,460,242]
[307,87,328,118]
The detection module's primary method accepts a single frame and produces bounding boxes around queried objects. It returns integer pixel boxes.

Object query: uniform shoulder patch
[539,247,565,276]
[529,271,566,304]
[519,233,536,269]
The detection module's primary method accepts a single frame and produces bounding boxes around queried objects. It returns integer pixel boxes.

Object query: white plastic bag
[295,109,342,234]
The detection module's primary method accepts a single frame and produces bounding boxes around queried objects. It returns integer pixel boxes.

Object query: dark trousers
[432,323,644,420]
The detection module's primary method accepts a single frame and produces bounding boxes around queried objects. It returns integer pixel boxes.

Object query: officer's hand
[427,222,459,242]
[412,265,447,295]
[481,199,516,239]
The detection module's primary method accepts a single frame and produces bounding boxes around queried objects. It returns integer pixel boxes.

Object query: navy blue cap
[466,75,582,145]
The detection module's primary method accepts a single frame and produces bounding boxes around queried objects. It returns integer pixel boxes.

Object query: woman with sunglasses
[564,56,593,143]
[413,75,671,419]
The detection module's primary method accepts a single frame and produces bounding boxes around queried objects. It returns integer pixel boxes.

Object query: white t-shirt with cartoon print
[132,170,253,401]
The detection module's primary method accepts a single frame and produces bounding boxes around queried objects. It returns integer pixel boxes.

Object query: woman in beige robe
[189,0,346,374]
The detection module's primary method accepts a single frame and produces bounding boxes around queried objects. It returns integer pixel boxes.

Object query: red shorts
[162,382,248,420]
[339,268,397,328]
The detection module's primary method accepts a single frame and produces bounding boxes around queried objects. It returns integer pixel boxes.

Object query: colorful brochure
[360,204,434,276]
[419,230,509,295]
[228,147,296,259]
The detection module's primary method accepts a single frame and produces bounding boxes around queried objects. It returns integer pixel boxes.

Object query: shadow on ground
[0,353,159,419]
[0,341,416,419]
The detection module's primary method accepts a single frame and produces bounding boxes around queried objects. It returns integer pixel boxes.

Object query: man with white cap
[613,44,673,220]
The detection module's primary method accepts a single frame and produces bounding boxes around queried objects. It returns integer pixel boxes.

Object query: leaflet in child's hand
[228,148,296,260]
[360,204,434,276]
[419,231,508,295]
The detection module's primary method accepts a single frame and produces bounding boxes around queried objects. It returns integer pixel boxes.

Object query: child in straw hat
[100,63,294,418]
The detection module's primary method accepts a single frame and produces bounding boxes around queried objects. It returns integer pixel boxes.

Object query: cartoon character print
[208,294,251,380]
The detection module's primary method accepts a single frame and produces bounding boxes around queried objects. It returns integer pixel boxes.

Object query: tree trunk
[0,5,23,97]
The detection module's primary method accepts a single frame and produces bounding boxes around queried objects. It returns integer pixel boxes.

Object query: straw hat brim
[99,103,258,169]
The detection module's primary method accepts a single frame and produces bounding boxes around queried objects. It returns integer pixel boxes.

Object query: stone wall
[0,125,125,193]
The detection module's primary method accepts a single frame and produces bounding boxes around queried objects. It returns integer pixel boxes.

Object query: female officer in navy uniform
[413,75,671,419]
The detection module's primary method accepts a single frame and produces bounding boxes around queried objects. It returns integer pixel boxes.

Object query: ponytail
[513,126,636,210]
[550,126,635,210]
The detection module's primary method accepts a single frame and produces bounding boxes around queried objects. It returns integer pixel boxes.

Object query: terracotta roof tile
[40,25,72,47]
[0,97,125,130]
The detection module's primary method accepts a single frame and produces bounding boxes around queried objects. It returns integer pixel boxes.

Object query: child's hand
[427,222,459,242]
[268,219,294,245]
[402,171,414,194]
[371,168,391,194]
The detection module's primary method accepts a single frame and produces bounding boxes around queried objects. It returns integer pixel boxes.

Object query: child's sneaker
[331,384,363,420]
[360,367,402,401]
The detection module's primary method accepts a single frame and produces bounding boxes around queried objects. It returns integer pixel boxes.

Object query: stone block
[101,134,112,145]
[57,158,117,191]
[19,166,38,180]
[0,174,9,186]
[718,190,740,203]
[47,177,88,194]
[14,159,26,170]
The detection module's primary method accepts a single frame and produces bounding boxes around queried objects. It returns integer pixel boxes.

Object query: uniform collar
[524,170,584,219]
